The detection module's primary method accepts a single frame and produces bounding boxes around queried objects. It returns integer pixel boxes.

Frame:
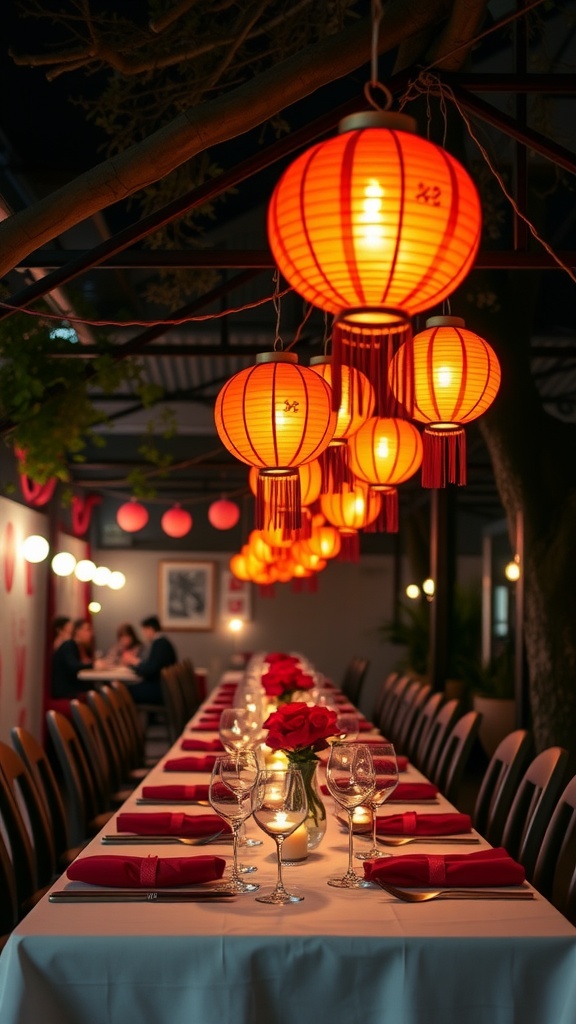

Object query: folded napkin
[163,755,219,772]
[67,854,226,888]
[198,716,221,726]
[189,723,220,733]
[388,782,438,802]
[141,784,210,801]
[358,720,377,732]
[206,701,232,709]
[181,738,224,752]
[376,812,472,836]
[116,812,231,836]
[364,847,526,887]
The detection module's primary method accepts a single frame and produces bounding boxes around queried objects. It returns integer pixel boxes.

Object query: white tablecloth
[1,685,576,1024]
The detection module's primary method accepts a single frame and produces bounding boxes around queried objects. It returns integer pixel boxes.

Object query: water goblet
[354,742,399,860]
[219,707,264,851]
[252,769,308,904]
[325,742,375,888]
[334,710,359,742]
[209,751,260,894]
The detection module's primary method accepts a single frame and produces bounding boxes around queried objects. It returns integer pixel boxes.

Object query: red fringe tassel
[332,318,414,418]
[365,487,399,533]
[337,531,360,563]
[422,427,467,488]
[256,470,302,532]
[319,443,353,494]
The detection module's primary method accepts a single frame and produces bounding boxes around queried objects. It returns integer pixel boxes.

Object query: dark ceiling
[0,1,575,544]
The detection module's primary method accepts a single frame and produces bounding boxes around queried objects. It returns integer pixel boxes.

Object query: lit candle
[281,824,308,861]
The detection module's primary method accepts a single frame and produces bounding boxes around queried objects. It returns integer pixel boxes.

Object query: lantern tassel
[332,317,413,418]
[365,488,399,533]
[256,470,302,532]
[337,531,360,563]
[319,443,353,493]
[422,427,467,488]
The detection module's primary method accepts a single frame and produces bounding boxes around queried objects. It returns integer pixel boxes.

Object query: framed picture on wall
[158,560,216,631]
[220,569,252,623]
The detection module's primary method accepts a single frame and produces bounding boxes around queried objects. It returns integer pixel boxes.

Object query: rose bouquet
[263,702,339,842]
[261,663,315,703]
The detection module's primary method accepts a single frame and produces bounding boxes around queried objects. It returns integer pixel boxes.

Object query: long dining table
[1,669,576,1024]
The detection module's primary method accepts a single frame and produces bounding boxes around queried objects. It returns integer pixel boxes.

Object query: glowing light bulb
[21,535,49,563]
[108,571,126,590]
[75,559,96,582]
[406,584,421,600]
[437,366,452,387]
[505,560,521,581]
[422,578,435,596]
[93,566,111,587]
[229,618,244,633]
[88,601,101,614]
[51,551,77,577]
[359,179,385,246]
[376,437,390,460]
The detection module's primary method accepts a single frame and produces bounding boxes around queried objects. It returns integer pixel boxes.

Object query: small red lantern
[161,504,192,538]
[116,499,149,533]
[348,417,423,532]
[389,316,501,487]
[214,352,336,533]
[309,357,374,490]
[320,478,382,561]
[208,499,240,530]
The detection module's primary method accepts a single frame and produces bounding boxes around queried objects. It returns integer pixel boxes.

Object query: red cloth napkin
[364,847,526,887]
[189,724,220,733]
[264,653,299,665]
[358,720,376,732]
[163,755,219,772]
[388,782,438,801]
[198,716,221,726]
[67,854,226,888]
[141,784,210,801]
[181,738,224,752]
[376,812,472,835]
[116,812,231,836]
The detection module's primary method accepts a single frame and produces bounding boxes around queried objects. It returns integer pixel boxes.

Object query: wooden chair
[0,828,18,953]
[432,710,482,804]
[395,682,432,755]
[501,746,570,881]
[416,698,461,778]
[46,710,114,846]
[404,691,444,764]
[378,674,413,739]
[371,671,400,726]
[473,730,533,844]
[341,657,370,706]
[11,726,84,869]
[174,659,202,720]
[108,681,161,769]
[533,775,576,924]
[0,746,51,917]
[72,698,133,806]
[0,741,56,887]
[161,665,188,743]
[383,677,421,746]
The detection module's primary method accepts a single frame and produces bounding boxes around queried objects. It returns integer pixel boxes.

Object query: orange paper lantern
[214,353,336,532]
[389,316,501,487]
[268,111,482,412]
[309,357,375,490]
[320,478,381,535]
[348,417,423,532]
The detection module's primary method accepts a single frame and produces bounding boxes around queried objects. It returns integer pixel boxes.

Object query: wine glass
[252,769,308,904]
[325,742,375,888]
[219,707,264,851]
[354,742,399,860]
[334,710,359,742]
[209,752,260,894]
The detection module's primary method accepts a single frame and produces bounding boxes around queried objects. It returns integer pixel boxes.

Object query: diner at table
[1,652,576,1024]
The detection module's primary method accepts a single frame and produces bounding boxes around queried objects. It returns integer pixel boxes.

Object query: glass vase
[288,754,326,852]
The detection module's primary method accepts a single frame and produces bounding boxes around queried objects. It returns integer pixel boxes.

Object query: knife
[101,834,233,844]
[49,888,236,903]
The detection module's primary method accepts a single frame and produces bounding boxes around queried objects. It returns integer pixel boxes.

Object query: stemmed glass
[209,751,260,894]
[325,742,375,888]
[334,710,359,742]
[252,769,308,904]
[354,742,399,860]
[219,707,264,853]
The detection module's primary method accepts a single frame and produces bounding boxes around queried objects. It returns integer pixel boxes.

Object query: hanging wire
[322,311,331,356]
[286,300,314,350]
[363,0,392,112]
[272,269,284,350]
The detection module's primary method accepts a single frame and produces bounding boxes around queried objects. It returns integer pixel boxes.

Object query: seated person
[52,615,72,651]
[105,622,142,666]
[122,615,177,705]
[51,618,95,700]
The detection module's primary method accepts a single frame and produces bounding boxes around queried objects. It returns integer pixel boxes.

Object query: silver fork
[372,878,534,902]
[375,835,481,847]
[102,830,231,846]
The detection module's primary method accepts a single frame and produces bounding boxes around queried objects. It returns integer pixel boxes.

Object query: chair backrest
[109,680,146,767]
[0,740,56,887]
[371,672,400,725]
[473,730,533,844]
[11,725,71,858]
[502,746,570,880]
[417,698,461,778]
[378,674,413,739]
[433,710,482,804]
[404,691,444,763]
[0,747,38,912]
[174,659,202,720]
[395,682,432,755]
[161,665,188,743]
[87,688,130,787]
[0,826,18,945]
[384,678,421,746]
[71,698,115,803]
[341,657,370,705]
[46,710,102,845]
[533,775,576,924]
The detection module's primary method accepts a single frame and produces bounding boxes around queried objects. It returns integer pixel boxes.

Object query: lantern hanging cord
[406,72,576,288]
[272,269,284,351]
[286,301,314,351]
[363,0,392,112]
[322,312,331,357]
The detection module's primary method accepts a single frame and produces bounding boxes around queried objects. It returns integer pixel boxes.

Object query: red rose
[264,702,338,752]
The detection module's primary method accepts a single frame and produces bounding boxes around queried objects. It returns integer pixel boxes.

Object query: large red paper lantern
[116,499,149,532]
[268,112,482,411]
[214,353,336,532]
[208,499,240,530]
[309,357,375,490]
[320,478,381,559]
[389,316,501,487]
[161,504,192,538]
[348,417,423,532]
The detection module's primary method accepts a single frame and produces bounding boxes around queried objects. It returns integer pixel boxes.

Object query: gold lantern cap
[309,355,331,367]
[425,316,466,329]
[338,111,417,135]
[256,351,298,365]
